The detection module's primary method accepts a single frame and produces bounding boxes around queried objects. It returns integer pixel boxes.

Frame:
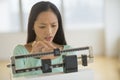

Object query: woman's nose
[46,26,52,35]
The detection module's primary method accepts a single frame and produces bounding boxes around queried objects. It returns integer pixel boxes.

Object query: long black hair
[27,1,67,45]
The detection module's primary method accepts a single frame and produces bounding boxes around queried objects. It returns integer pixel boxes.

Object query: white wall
[0,33,26,60]
[0,28,105,60]
[104,0,120,57]
[66,28,105,55]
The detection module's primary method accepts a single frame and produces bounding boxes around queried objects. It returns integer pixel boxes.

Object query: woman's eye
[39,26,45,28]
[52,25,56,27]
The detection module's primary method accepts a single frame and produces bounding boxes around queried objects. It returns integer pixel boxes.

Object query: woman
[13,1,73,77]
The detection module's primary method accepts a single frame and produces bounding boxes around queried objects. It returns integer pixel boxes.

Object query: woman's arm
[13,45,41,77]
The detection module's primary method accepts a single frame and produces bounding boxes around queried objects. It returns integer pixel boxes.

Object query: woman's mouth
[45,36,53,41]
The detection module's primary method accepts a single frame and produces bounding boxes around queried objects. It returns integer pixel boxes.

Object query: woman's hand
[30,40,56,59]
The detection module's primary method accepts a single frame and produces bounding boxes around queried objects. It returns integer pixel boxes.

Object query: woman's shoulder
[63,45,76,55]
[13,44,28,56]
[63,45,73,49]
[14,44,26,51]
[15,44,24,48]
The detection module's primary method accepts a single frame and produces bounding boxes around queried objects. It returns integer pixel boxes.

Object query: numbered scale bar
[15,63,63,73]
[14,46,92,59]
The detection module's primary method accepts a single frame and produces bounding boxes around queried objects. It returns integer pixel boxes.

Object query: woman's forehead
[35,11,58,23]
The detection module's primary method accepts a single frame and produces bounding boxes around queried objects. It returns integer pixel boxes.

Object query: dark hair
[27,1,67,45]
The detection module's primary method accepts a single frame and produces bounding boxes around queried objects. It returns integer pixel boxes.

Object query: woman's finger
[32,41,36,47]
[43,40,56,49]
[37,41,48,48]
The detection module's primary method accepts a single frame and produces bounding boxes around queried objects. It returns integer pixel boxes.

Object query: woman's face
[34,10,58,42]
